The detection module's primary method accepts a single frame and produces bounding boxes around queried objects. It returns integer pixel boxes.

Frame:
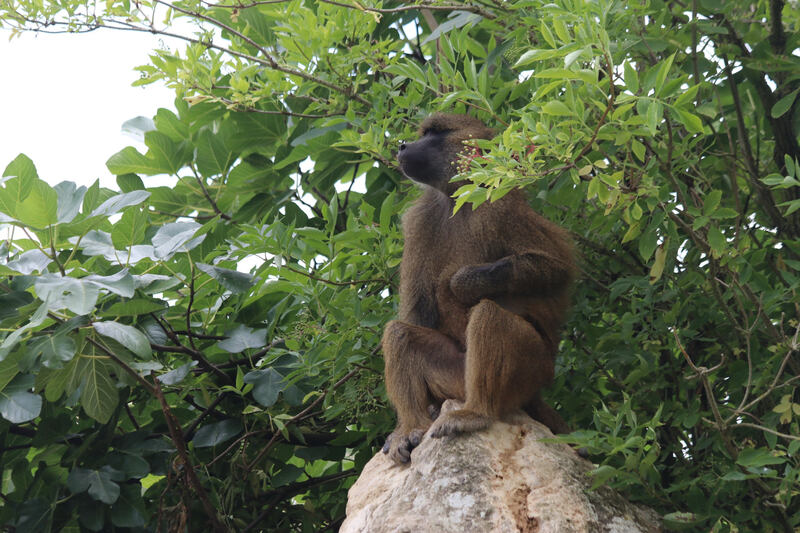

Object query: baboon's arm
[449,250,572,305]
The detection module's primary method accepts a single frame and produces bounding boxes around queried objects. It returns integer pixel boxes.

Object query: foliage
[1,0,800,531]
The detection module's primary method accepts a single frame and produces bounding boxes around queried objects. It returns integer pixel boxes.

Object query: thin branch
[154,380,226,533]
[183,393,228,439]
[205,0,499,20]
[154,0,370,105]
[190,164,232,221]
[245,368,359,472]
[722,58,786,234]
[281,264,388,287]
[242,470,357,532]
[673,330,739,459]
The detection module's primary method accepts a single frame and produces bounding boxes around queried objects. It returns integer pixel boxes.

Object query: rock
[341,400,661,533]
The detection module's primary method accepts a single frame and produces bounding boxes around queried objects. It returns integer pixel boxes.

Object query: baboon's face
[397,113,493,192]
[397,128,454,187]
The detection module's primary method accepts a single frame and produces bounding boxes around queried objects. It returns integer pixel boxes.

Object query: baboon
[381,113,576,464]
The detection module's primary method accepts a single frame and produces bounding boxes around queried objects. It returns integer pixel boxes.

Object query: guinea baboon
[381,113,576,464]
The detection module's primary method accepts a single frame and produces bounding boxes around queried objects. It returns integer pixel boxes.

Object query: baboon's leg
[524,393,571,435]
[430,299,553,438]
[382,320,465,463]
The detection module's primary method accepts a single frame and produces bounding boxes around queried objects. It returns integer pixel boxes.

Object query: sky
[0,29,178,188]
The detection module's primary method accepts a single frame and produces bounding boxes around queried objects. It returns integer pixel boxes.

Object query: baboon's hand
[382,427,425,464]
[449,259,512,305]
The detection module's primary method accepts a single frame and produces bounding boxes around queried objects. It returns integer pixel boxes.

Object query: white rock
[342,401,661,533]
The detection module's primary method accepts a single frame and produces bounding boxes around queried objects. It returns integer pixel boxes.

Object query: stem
[154,380,227,533]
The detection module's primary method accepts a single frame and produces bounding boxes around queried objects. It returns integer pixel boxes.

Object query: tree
[0,0,799,531]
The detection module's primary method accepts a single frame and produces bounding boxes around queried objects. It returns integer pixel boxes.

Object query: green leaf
[192,419,242,448]
[673,107,704,134]
[80,356,118,424]
[663,512,703,526]
[144,130,187,174]
[93,321,152,359]
[631,139,646,162]
[702,190,722,216]
[589,464,618,489]
[157,361,198,385]
[646,101,662,135]
[121,116,155,141]
[68,466,123,504]
[54,181,87,223]
[674,84,700,108]
[649,240,669,284]
[0,375,42,423]
[542,101,573,116]
[720,470,750,481]
[6,249,51,275]
[0,303,48,363]
[35,275,100,315]
[196,129,235,177]
[27,333,76,369]
[638,228,659,262]
[15,179,58,228]
[736,447,785,468]
[151,221,204,259]
[655,52,676,95]
[623,61,639,93]
[2,153,38,191]
[243,368,285,407]
[534,68,595,84]
[100,298,168,317]
[111,208,147,249]
[106,146,173,176]
[707,225,726,256]
[83,269,135,298]
[271,464,304,487]
[90,190,150,218]
[116,174,145,192]
[217,325,267,353]
[0,290,33,320]
[110,485,147,528]
[197,263,257,294]
[77,500,104,532]
[540,20,556,47]
[770,88,799,118]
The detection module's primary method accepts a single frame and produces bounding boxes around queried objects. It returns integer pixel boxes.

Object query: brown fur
[381,114,576,464]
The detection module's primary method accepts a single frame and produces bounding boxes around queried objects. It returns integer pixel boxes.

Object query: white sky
[0,29,177,188]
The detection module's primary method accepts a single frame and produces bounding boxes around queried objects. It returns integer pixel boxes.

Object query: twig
[281,264,387,287]
[154,380,227,533]
[245,369,358,471]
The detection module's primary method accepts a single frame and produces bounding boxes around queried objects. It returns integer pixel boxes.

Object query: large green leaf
[0,375,42,423]
[68,466,123,505]
[83,269,135,298]
[151,221,204,258]
[15,179,58,228]
[35,275,100,315]
[192,419,243,448]
[54,181,87,223]
[217,324,267,352]
[111,208,147,249]
[93,321,151,360]
[197,263,257,293]
[79,356,118,424]
[89,190,150,218]
[243,368,286,407]
[27,332,77,369]
[195,129,235,177]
